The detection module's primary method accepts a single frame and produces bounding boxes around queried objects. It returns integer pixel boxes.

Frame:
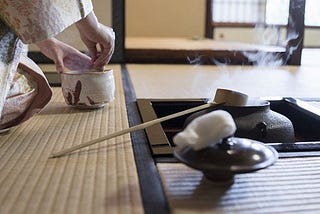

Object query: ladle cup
[213,88,248,106]
[50,88,248,158]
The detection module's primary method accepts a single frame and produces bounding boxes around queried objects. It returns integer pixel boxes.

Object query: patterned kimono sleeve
[0,0,93,44]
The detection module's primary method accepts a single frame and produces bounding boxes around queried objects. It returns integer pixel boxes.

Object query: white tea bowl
[60,69,115,109]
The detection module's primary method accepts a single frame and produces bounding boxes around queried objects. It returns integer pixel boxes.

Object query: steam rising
[186,15,300,67]
[187,55,203,65]
[185,16,302,98]
[243,21,299,67]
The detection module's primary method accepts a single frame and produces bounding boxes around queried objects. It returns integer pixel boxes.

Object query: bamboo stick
[50,102,218,158]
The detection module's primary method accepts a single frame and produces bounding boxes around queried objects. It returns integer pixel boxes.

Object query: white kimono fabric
[0,0,93,129]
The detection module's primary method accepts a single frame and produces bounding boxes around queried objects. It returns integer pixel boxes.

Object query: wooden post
[205,0,214,38]
[286,0,306,65]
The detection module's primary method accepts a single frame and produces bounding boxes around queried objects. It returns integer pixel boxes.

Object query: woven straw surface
[0,66,143,214]
[158,157,320,214]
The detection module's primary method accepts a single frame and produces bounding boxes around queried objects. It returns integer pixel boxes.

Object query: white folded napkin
[173,110,236,150]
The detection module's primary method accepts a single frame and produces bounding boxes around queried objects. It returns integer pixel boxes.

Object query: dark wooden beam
[112,0,125,63]
[205,0,214,38]
[286,0,306,65]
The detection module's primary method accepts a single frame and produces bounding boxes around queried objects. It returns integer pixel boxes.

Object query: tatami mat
[0,66,143,214]
[158,157,320,214]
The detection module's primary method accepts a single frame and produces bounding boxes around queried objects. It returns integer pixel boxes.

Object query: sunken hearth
[137,98,320,160]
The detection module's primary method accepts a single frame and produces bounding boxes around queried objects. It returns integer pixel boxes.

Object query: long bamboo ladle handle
[50,88,248,158]
[50,102,218,158]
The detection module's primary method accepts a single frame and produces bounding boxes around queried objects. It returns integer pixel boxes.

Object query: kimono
[0,0,93,130]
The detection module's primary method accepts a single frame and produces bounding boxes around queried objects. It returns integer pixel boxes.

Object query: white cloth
[173,110,236,150]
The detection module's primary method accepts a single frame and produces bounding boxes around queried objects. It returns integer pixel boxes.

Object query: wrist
[36,37,58,49]
[76,11,99,33]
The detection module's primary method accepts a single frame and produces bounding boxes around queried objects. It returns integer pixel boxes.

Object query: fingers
[55,55,65,73]
[87,44,98,63]
[79,33,98,63]
[93,52,111,68]
[55,40,93,72]
[93,51,111,68]
[64,51,93,71]
[77,22,115,68]
[92,42,115,68]
[36,38,64,73]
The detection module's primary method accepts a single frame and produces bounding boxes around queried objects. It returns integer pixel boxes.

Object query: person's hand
[36,38,93,73]
[76,12,115,69]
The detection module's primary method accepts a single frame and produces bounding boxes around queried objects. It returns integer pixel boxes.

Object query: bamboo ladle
[50,88,248,158]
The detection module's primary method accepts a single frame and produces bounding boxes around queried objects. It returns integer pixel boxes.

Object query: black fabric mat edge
[121,64,170,214]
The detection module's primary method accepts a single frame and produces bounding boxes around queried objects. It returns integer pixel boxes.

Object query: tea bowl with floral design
[60,69,115,109]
